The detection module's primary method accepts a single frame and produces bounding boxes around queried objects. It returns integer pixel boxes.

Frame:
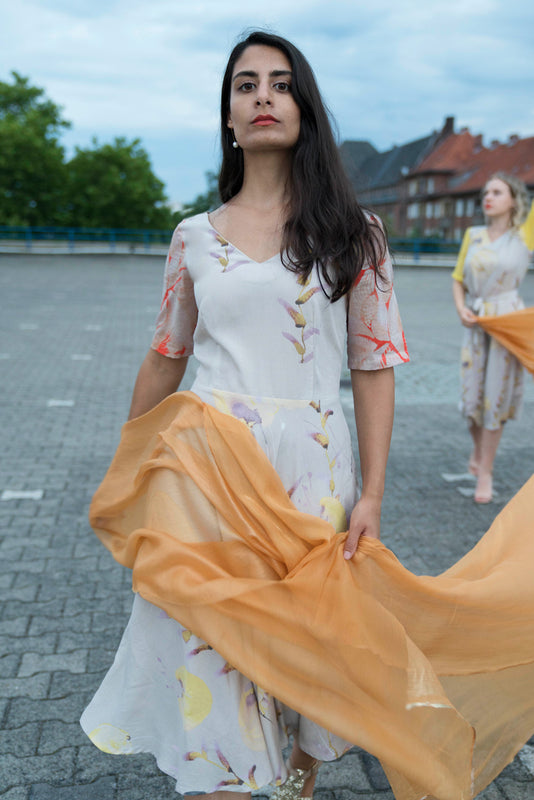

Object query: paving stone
[38,720,86,755]
[0,675,51,701]
[0,748,75,788]
[27,613,92,636]
[6,695,90,727]
[0,787,30,799]
[18,651,88,679]
[29,777,116,799]
[0,633,57,656]
[0,722,41,758]
[0,654,21,679]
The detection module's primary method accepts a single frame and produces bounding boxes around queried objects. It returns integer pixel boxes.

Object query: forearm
[128,349,189,420]
[452,278,467,316]
[351,367,395,500]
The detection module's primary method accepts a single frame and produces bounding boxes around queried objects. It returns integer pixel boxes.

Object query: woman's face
[482,178,515,222]
[227,44,301,153]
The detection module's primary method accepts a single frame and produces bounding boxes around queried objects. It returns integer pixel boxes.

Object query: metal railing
[0,225,172,253]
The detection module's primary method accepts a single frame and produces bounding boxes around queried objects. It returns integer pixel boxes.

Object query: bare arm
[343,367,395,558]
[128,349,189,420]
[452,279,477,328]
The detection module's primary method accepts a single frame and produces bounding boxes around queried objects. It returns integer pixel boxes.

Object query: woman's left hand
[343,494,382,559]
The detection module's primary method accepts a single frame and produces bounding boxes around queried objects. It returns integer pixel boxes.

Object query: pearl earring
[232,140,239,149]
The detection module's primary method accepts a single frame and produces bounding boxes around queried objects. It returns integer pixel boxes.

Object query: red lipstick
[252,114,279,126]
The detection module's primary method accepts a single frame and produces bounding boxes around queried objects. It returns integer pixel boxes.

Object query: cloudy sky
[2,0,533,206]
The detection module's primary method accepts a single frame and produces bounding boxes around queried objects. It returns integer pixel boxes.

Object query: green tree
[65,137,173,229]
[0,71,70,225]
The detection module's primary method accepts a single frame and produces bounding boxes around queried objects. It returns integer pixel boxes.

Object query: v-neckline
[206,212,281,265]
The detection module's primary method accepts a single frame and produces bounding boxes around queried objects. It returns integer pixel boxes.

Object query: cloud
[1,0,533,202]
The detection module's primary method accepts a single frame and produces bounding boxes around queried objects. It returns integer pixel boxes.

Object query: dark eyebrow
[232,69,292,82]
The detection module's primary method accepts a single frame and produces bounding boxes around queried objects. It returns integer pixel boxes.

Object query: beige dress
[453,226,531,430]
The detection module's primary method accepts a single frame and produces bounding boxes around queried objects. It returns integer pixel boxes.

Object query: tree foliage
[66,137,173,229]
[0,72,70,225]
[0,72,182,230]
[177,171,220,222]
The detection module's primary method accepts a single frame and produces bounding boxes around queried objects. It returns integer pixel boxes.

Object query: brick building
[342,117,534,239]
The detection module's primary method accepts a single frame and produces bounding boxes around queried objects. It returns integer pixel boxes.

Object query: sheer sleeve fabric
[151,225,198,358]
[452,228,471,283]
[347,249,409,370]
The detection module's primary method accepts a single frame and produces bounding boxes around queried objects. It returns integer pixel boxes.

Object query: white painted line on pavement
[1,490,44,501]
[71,354,93,360]
[0,354,11,359]
[19,323,39,330]
[47,399,75,407]
[441,473,476,483]
[84,324,103,331]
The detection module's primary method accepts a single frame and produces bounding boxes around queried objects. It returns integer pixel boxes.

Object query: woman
[452,173,532,503]
[81,31,408,800]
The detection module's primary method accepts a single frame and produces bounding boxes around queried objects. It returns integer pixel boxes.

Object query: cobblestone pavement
[1,254,533,800]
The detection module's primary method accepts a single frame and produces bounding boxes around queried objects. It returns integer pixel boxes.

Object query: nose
[255,80,272,106]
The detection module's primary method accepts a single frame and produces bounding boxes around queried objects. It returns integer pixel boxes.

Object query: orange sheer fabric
[90,392,534,800]
[477,307,534,375]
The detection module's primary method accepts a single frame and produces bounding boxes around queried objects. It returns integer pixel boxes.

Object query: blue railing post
[109,229,116,252]
[68,228,75,253]
[25,228,33,252]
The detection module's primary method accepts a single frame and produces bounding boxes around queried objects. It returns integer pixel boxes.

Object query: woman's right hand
[458,306,478,328]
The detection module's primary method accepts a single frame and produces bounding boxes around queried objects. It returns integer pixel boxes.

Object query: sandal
[271,756,320,799]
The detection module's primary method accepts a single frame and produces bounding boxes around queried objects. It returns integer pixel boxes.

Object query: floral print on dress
[279,273,320,364]
[456,226,529,429]
[309,401,347,533]
[209,229,249,273]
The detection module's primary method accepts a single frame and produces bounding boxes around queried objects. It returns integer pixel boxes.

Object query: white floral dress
[80,212,408,795]
[452,226,531,430]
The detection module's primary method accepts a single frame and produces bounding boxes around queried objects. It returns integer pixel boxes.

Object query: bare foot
[474,472,492,504]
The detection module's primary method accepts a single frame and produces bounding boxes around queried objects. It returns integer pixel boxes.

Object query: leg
[474,425,503,503]
[287,738,321,798]
[468,419,482,475]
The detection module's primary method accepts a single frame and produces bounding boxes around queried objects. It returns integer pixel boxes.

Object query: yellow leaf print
[320,496,347,533]
[238,686,266,751]
[218,256,229,268]
[291,340,306,357]
[182,629,192,642]
[296,287,320,304]
[89,723,133,754]
[216,234,229,246]
[311,432,329,449]
[176,666,213,730]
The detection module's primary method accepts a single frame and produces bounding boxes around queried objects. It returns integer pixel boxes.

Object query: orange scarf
[90,392,534,800]
[477,307,534,374]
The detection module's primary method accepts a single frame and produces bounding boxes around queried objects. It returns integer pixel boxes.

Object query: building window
[409,180,418,196]
[455,199,464,217]
[454,228,462,241]
[466,199,474,216]
[425,202,433,219]
[407,203,419,220]
[434,202,442,219]
[427,177,434,193]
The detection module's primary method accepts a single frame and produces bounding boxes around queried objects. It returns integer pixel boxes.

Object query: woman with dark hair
[81,30,408,799]
[452,172,534,503]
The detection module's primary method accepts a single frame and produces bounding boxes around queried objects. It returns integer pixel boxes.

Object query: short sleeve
[150,225,198,358]
[520,201,534,252]
[451,228,471,283]
[347,249,409,370]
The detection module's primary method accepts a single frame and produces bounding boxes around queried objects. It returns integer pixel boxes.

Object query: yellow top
[452,200,534,283]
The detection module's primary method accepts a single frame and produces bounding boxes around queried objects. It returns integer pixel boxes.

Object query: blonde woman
[452,173,533,503]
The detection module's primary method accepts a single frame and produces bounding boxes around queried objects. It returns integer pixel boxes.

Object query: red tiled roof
[411,132,534,194]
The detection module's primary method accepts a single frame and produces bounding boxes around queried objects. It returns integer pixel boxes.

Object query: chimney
[490,139,500,149]
[473,134,483,152]
[442,116,455,136]
[507,134,519,146]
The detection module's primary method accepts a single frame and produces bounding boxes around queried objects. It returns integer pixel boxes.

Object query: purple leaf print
[231,401,262,426]
[303,326,320,342]
[302,352,314,363]
[217,749,232,772]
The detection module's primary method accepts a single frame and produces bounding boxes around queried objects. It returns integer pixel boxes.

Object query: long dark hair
[219,31,386,302]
